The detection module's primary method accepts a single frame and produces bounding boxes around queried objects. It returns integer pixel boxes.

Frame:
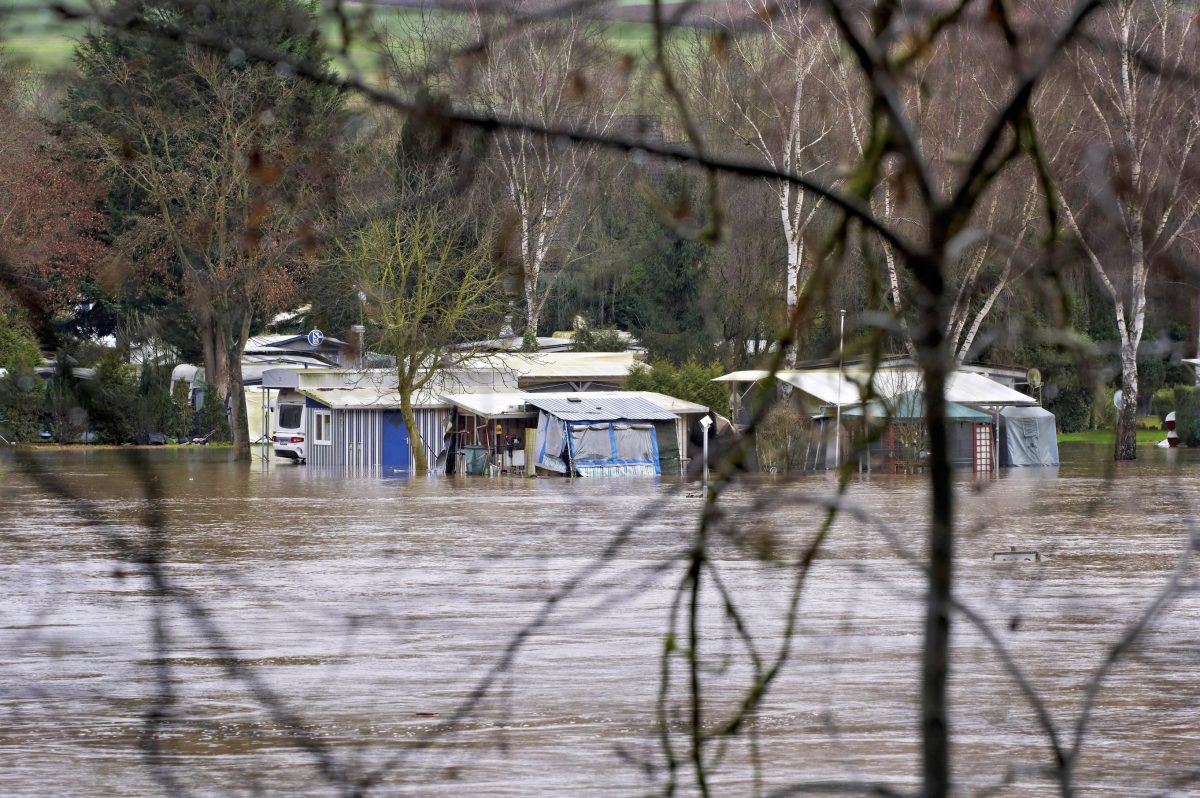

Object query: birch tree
[695,0,835,343]
[1055,0,1200,460]
[835,25,1045,367]
[466,10,620,350]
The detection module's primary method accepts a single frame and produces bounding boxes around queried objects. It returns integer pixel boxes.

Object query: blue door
[382,411,411,474]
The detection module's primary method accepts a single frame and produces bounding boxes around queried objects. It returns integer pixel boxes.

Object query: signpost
[699,415,713,494]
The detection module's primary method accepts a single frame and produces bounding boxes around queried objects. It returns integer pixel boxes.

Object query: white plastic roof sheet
[461,351,640,381]
[716,367,1036,407]
[445,392,535,418]
[298,387,445,410]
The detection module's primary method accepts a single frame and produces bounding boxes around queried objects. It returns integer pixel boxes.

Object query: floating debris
[992,546,1040,562]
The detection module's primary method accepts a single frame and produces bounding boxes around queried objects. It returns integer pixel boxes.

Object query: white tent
[1000,405,1059,466]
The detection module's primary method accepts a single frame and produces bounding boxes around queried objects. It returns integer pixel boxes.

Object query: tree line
[1,0,1197,462]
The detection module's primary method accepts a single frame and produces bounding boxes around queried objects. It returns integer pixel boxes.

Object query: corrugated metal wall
[305,398,339,468]
[344,409,383,474]
[414,408,450,473]
[302,405,448,472]
[303,401,448,475]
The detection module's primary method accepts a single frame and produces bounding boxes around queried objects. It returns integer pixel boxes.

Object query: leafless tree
[1051,0,1200,460]
[692,0,836,353]
[460,5,625,348]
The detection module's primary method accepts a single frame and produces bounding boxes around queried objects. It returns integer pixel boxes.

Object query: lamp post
[835,309,846,468]
[698,414,713,493]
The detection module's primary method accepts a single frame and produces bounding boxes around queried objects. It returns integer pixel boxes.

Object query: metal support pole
[835,309,846,469]
[994,409,1000,475]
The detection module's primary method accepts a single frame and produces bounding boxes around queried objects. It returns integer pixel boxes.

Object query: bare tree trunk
[226,311,252,462]
[915,276,952,798]
[400,389,428,473]
[198,308,228,401]
[1116,342,1139,461]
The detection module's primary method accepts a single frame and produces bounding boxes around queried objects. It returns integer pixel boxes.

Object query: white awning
[715,367,1036,408]
[444,392,535,418]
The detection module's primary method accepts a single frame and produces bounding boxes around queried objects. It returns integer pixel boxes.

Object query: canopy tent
[1000,405,1059,466]
[529,395,674,477]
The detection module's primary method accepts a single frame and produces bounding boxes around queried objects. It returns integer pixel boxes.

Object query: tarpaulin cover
[534,412,663,477]
[570,421,660,477]
[1000,405,1059,466]
[653,419,681,474]
[534,411,568,473]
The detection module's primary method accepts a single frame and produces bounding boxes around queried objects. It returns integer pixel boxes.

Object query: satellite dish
[1113,389,1123,410]
[1026,367,1042,388]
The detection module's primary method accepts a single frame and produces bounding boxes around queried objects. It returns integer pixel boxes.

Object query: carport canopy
[714,368,1036,408]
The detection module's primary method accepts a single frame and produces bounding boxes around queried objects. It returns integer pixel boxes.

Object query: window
[277,404,303,430]
[315,411,332,445]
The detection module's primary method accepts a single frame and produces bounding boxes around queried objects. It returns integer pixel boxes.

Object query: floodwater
[1,444,1199,797]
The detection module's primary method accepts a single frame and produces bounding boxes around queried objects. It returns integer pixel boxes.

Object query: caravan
[271,396,307,462]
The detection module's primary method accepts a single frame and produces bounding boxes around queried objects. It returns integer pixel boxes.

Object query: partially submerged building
[443,392,706,477]
[716,363,1044,472]
[258,353,709,478]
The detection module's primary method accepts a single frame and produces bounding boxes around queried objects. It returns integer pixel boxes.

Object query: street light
[698,414,713,493]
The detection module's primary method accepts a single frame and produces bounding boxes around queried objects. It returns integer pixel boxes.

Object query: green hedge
[1151,386,1178,418]
[625,359,730,418]
[1173,386,1200,447]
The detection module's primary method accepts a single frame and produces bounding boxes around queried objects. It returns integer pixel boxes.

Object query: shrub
[83,352,138,444]
[170,380,195,440]
[0,372,43,442]
[755,403,812,473]
[626,359,730,418]
[1151,386,1179,418]
[571,324,627,352]
[1174,386,1200,447]
[1088,388,1118,431]
[133,360,175,440]
[197,382,231,442]
[0,315,43,374]
[43,353,86,443]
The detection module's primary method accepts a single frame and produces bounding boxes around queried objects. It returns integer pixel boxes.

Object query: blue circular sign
[306,329,324,348]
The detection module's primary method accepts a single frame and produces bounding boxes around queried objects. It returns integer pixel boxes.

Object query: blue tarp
[534,411,661,477]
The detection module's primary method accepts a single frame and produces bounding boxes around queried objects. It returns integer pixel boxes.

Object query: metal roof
[525,394,677,421]
[445,390,708,419]
[607,391,708,415]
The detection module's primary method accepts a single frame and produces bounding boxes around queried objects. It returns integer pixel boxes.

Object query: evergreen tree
[66,0,342,460]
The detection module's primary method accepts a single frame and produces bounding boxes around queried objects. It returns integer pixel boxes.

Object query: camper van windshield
[278,404,303,429]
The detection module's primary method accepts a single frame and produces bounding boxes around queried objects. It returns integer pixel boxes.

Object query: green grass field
[1,1,661,73]
[1057,429,1167,446]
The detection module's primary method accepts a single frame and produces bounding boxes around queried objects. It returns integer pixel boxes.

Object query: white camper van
[271,397,307,462]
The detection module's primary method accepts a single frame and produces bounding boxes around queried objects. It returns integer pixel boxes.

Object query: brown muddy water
[1,443,1199,797]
